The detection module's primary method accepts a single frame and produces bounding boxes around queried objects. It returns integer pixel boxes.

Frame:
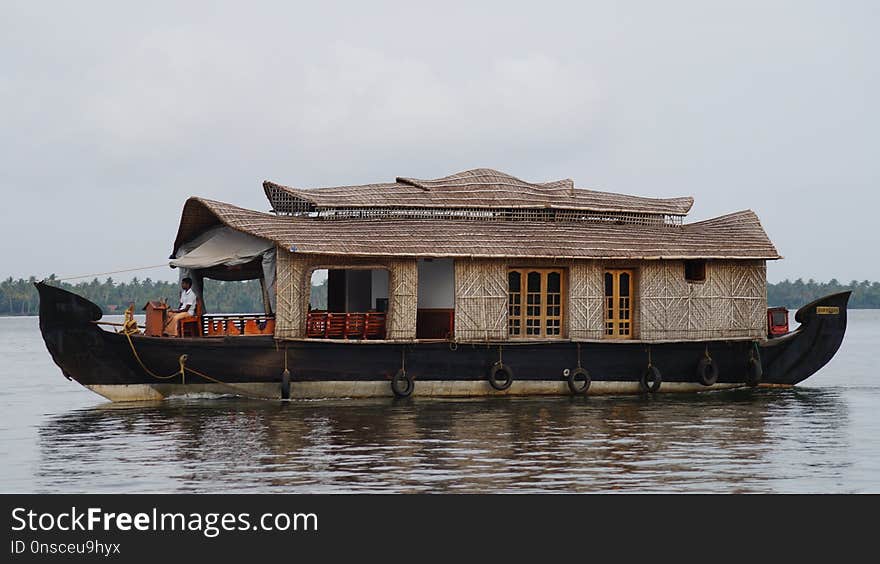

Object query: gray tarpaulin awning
[171,226,274,269]
[170,226,276,312]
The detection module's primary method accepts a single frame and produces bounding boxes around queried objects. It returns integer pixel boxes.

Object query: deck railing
[202,314,276,336]
[306,311,387,339]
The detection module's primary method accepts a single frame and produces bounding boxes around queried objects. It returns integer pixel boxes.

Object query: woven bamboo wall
[274,248,419,340]
[639,260,766,340]
[569,260,604,339]
[277,250,767,342]
[450,258,766,342]
[275,247,308,339]
[387,260,418,339]
[454,259,508,341]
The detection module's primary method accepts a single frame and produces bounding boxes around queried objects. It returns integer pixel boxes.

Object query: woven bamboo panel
[640,260,766,340]
[277,252,766,342]
[454,259,507,341]
[387,259,418,340]
[483,260,508,340]
[275,247,310,339]
[569,261,603,339]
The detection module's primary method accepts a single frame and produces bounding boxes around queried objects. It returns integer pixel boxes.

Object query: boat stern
[762,291,851,385]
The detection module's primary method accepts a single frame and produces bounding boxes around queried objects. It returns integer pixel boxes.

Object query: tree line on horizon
[0,275,878,316]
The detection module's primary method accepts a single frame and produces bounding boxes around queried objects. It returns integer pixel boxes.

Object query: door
[604,269,634,339]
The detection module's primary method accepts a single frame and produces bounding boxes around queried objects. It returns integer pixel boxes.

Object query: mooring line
[52,264,169,282]
[123,332,274,400]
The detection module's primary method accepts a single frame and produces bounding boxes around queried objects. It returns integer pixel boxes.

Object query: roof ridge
[686,209,757,226]
[396,168,574,194]
[262,171,696,216]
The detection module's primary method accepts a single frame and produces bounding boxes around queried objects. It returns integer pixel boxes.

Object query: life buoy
[567,367,591,395]
[696,357,718,386]
[640,365,662,393]
[746,357,763,387]
[391,369,414,398]
[488,362,514,391]
[281,368,291,400]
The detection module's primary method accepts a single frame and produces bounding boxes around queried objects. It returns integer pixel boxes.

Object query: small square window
[684,260,707,283]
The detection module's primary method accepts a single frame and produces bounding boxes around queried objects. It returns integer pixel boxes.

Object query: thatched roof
[174,197,781,261]
[263,168,695,217]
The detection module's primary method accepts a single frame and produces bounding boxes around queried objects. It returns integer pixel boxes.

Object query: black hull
[35,282,850,401]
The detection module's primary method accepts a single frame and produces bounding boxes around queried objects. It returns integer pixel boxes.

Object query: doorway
[604,269,634,339]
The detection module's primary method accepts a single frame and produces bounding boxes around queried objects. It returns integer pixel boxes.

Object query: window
[604,269,634,339]
[508,268,565,338]
[684,260,707,283]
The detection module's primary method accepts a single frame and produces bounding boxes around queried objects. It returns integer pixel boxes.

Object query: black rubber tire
[567,367,591,395]
[488,363,514,391]
[696,357,719,386]
[391,369,414,398]
[640,365,662,393]
[281,368,291,400]
[746,357,763,387]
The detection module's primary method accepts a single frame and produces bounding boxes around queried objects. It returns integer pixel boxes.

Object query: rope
[123,333,185,380]
[576,342,582,369]
[123,332,274,400]
[53,264,169,282]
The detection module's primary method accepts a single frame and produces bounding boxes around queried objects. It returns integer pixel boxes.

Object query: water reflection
[38,389,851,493]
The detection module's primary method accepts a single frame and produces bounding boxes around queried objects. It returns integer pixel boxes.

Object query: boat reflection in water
[37,389,849,493]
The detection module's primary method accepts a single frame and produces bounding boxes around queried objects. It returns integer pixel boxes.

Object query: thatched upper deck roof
[174,197,780,261]
[263,168,695,217]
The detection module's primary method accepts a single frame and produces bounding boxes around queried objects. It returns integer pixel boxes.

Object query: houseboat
[37,169,849,402]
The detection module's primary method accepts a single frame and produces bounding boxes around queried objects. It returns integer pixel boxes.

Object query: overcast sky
[1,1,877,284]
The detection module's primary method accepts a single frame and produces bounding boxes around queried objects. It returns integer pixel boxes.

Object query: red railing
[203,314,276,336]
[306,311,387,339]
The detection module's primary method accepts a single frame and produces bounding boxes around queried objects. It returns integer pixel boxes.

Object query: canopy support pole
[260,277,273,315]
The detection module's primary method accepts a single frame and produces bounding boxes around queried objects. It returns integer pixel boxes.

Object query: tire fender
[567,367,591,395]
[696,357,719,387]
[391,369,414,398]
[488,362,514,391]
[640,365,662,393]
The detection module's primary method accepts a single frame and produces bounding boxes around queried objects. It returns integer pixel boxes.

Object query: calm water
[1,312,878,493]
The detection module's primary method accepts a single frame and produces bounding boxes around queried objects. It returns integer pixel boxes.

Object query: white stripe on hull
[86,380,747,402]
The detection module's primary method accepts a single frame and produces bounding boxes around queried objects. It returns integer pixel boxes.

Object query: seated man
[163,277,197,337]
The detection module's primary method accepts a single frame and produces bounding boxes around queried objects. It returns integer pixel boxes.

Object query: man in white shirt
[163,277,197,337]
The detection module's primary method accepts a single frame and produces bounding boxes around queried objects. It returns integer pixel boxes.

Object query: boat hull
[35,283,850,402]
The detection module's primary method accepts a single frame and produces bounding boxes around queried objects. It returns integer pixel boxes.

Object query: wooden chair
[306,312,328,338]
[345,313,366,339]
[178,299,203,338]
[225,319,243,336]
[325,313,347,339]
[364,312,387,339]
[206,318,225,336]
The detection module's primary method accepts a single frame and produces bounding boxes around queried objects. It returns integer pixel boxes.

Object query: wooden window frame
[507,268,567,339]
